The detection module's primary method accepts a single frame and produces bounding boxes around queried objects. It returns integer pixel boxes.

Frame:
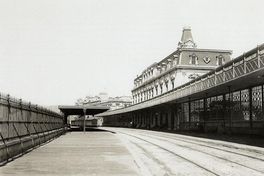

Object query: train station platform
[0,130,139,176]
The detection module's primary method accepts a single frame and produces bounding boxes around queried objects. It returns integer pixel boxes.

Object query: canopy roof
[58,105,109,116]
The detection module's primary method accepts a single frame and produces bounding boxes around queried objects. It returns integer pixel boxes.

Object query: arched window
[165,81,169,91]
[189,53,198,65]
[171,79,175,89]
[216,55,225,66]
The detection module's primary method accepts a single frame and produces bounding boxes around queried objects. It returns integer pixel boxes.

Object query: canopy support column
[83,108,86,132]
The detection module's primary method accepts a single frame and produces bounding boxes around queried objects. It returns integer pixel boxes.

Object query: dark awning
[58,105,109,116]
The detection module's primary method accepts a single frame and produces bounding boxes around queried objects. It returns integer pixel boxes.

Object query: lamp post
[83,108,86,132]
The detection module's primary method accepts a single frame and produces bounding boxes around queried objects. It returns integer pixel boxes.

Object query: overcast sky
[0,0,263,106]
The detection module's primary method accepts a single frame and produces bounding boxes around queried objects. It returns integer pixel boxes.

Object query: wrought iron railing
[0,93,64,141]
[100,44,264,116]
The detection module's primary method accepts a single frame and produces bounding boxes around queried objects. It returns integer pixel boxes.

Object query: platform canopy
[58,105,110,116]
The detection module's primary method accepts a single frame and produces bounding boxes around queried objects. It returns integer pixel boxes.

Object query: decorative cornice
[132,64,216,92]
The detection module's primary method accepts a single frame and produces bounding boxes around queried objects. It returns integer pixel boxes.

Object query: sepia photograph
[0,0,264,175]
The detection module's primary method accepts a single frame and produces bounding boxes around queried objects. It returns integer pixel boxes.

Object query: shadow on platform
[158,130,264,148]
[69,127,116,133]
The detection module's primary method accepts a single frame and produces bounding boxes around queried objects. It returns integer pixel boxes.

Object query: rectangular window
[183,103,189,122]
[241,89,250,120]
[252,86,263,121]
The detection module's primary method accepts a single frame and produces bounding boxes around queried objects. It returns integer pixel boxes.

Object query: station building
[132,27,232,104]
[99,27,264,136]
[76,93,132,110]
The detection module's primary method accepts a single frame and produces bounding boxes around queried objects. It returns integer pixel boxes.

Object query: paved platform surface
[0,131,139,176]
[1,128,264,176]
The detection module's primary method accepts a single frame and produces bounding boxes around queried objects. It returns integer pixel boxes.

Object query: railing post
[232,63,235,79]
[257,45,260,68]
[214,71,217,86]
[19,99,26,136]
[20,98,28,152]
[228,86,232,131]
[223,68,226,82]
[188,97,191,129]
[0,131,10,162]
[0,93,10,162]
[262,85,264,118]
[12,122,24,154]
[180,88,182,98]
[28,102,37,146]
[249,87,253,130]
[7,94,10,140]
[37,105,46,142]
[222,94,226,129]
[83,108,86,132]
[243,53,247,74]
[203,94,207,131]
[207,75,210,88]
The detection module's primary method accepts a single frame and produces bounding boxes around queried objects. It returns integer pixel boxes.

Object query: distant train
[71,117,103,129]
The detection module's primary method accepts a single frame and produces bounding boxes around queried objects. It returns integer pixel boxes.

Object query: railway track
[130,132,264,174]
[134,130,264,157]
[103,127,264,176]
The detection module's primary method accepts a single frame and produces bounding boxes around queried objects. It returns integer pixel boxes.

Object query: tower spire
[178,26,197,49]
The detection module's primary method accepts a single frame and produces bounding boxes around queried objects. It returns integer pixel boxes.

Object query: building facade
[132,27,232,104]
[100,27,264,136]
[76,93,132,110]
[95,98,132,110]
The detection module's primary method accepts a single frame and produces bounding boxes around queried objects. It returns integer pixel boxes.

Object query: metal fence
[0,93,64,141]
[0,93,65,164]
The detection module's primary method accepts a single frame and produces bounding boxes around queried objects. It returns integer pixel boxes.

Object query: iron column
[83,108,86,132]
